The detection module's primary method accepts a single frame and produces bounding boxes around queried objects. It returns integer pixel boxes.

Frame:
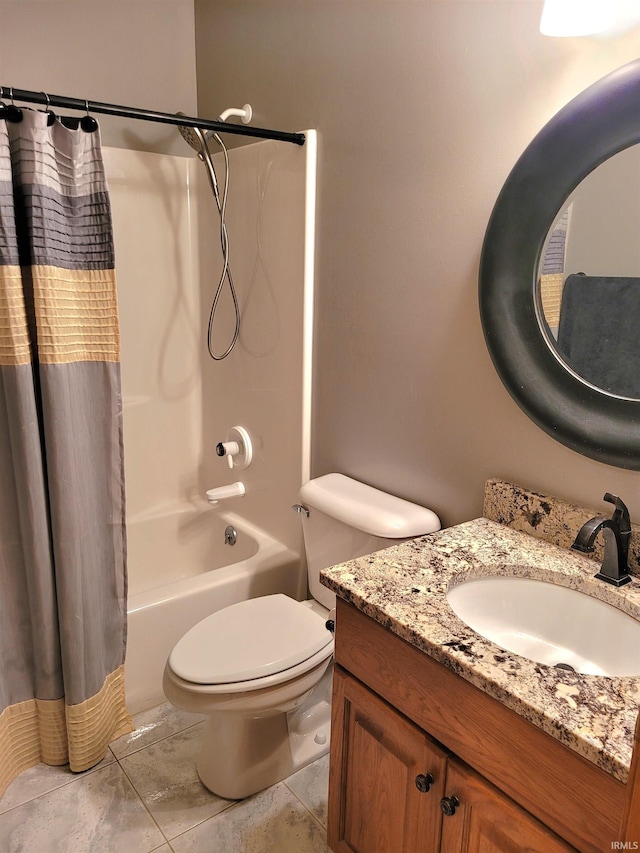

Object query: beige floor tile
[0,761,164,853]
[0,748,116,815]
[170,781,329,853]
[284,753,329,827]
[120,722,234,839]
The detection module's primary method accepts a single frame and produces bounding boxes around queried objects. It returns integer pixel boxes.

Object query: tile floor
[0,702,330,852]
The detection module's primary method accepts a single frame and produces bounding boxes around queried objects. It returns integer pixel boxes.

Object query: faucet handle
[603,493,631,532]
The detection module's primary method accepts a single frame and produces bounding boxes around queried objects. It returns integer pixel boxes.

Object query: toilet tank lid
[299,473,441,538]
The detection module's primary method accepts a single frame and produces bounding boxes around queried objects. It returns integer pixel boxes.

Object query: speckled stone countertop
[320,517,640,784]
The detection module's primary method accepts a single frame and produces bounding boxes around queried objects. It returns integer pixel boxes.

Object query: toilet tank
[299,473,441,610]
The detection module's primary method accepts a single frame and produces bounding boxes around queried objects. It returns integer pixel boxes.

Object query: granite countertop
[320,517,640,784]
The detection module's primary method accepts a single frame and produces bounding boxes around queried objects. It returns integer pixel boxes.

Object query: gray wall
[194,0,640,527]
[2,1,639,529]
[0,0,197,154]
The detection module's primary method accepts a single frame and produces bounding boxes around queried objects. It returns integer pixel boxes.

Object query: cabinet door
[439,759,576,853]
[328,666,448,853]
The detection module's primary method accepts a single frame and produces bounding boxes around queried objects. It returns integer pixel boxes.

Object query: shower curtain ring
[80,98,98,133]
[42,92,56,126]
[5,86,23,123]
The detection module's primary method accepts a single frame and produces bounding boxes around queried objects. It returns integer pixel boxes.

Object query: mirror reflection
[537,145,640,399]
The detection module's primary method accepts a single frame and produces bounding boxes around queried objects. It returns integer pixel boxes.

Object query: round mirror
[479,59,640,469]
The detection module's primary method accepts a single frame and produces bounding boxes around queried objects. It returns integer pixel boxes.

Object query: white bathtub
[124,507,304,714]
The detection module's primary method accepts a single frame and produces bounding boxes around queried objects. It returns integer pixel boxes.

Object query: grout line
[113,730,239,845]
[1,709,329,850]
[165,781,328,850]
[282,783,328,832]
[0,751,117,817]
[112,718,205,760]
[156,799,238,847]
[116,756,169,843]
[0,758,168,853]
[150,842,175,853]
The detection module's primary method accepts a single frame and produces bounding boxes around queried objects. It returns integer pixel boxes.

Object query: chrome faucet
[571,493,633,587]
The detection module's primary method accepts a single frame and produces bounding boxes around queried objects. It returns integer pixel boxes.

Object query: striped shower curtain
[0,109,132,797]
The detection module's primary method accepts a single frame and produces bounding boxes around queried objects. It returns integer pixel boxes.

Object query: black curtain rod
[0,86,305,146]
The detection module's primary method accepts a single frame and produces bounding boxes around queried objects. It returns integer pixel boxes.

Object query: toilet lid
[168,594,333,685]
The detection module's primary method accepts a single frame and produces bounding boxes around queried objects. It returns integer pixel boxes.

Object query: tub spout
[206,482,246,505]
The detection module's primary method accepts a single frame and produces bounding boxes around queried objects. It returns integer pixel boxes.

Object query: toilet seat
[165,643,333,697]
[168,594,333,686]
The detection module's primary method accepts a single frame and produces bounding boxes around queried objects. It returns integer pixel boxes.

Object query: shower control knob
[216,427,252,470]
[216,441,240,458]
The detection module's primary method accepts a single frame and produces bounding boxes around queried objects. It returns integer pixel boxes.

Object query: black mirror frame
[479,59,640,470]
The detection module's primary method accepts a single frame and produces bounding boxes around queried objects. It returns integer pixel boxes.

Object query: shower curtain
[0,110,132,797]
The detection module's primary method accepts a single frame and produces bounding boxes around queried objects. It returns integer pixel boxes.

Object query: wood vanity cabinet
[329,666,448,852]
[329,667,573,852]
[327,599,633,853]
[438,758,574,852]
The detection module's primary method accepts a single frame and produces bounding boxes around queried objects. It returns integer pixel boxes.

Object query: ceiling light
[540,0,616,37]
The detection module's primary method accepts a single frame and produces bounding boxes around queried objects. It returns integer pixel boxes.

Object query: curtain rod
[0,86,305,146]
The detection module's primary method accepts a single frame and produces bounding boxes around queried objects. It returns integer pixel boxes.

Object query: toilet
[162,473,440,799]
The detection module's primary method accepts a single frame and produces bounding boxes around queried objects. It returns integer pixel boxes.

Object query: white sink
[446,576,640,676]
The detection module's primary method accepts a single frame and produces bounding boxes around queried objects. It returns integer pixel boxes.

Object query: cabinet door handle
[440,795,460,816]
[414,773,434,793]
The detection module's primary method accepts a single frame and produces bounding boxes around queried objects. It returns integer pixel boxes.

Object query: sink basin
[446,575,640,676]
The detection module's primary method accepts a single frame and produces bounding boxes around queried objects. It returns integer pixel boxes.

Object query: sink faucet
[571,493,633,587]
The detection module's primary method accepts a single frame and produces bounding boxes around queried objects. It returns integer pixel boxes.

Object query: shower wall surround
[106,149,200,530]
[104,135,315,597]
[198,136,316,550]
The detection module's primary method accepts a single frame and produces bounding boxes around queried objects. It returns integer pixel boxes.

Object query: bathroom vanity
[321,505,640,852]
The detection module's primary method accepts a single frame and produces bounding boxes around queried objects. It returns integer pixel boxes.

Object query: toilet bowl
[163,594,333,799]
[163,473,440,799]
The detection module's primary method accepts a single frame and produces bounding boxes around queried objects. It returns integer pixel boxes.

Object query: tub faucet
[571,493,633,587]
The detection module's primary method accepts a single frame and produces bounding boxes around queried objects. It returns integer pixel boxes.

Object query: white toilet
[163,473,440,799]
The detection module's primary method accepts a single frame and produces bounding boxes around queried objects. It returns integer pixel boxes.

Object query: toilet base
[196,665,332,799]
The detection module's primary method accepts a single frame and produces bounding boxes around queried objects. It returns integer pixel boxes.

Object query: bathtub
[124,506,305,714]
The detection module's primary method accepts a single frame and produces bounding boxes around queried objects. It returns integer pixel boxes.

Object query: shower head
[176,113,224,204]
[176,115,207,156]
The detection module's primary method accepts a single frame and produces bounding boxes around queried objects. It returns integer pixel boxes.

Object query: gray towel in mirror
[557,274,640,399]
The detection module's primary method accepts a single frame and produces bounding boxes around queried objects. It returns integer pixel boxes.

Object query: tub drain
[224,525,237,546]
[554,662,576,673]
